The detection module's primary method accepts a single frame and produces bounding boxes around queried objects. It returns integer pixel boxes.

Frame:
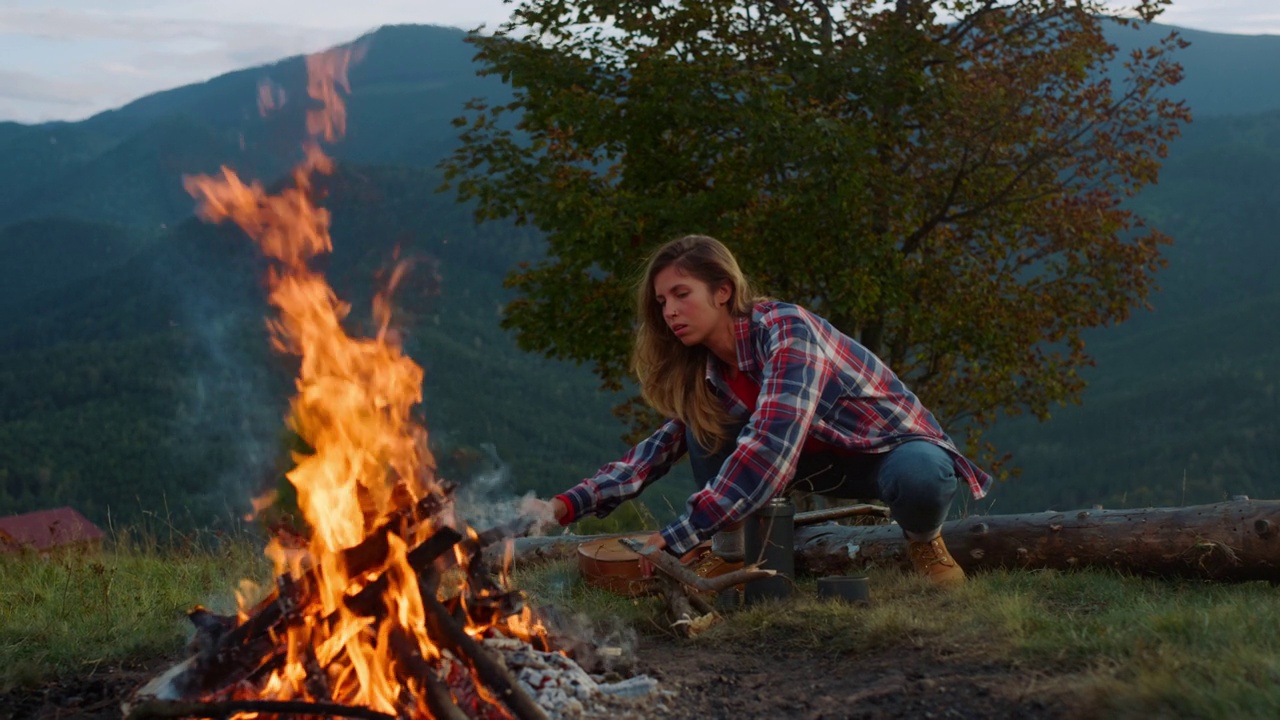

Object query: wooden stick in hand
[619,538,776,594]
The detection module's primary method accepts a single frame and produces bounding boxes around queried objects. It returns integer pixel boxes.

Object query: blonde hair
[633,235,763,453]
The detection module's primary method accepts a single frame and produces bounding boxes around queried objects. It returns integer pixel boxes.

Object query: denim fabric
[686,422,958,535]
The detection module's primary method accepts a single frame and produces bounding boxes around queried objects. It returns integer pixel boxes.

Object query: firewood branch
[619,538,776,593]
[124,698,396,720]
[388,628,469,720]
[793,503,890,526]
[420,591,550,720]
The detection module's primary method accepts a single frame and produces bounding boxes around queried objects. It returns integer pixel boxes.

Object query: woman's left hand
[637,532,667,578]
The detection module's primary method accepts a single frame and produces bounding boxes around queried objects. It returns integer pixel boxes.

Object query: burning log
[173,526,465,701]
[794,499,1280,581]
[344,526,465,616]
[419,590,550,720]
[387,629,469,720]
[339,488,453,573]
[125,699,396,720]
[132,523,558,720]
[454,519,537,628]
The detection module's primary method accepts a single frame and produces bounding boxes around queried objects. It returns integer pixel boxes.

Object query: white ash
[484,637,659,719]
[595,675,660,699]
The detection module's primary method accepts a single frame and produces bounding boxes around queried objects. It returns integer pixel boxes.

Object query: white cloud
[0,69,96,106]
[0,0,1276,123]
[1160,1,1280,35]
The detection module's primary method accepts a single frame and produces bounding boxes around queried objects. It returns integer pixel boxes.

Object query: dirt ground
[0,638,1076,720]
[0,657,164,720]
[635,637,1076,720]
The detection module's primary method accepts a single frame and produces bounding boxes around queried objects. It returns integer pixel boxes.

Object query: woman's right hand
[521,496,569,527]
[549,496,568,523]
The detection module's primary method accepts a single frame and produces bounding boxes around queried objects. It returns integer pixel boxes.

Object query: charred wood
[388,628,469,720]
[180,527,463,699]
[340,489,452,575]
[419,588,549,720]
[124,698,396,720]
[343,527,464,617]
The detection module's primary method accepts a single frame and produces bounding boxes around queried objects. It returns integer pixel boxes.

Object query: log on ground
[795,499,1280,582]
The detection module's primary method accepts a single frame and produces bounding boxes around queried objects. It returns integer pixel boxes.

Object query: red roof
[0,507,105,552]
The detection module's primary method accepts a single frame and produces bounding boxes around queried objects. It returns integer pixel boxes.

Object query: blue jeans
[687,423,959,536]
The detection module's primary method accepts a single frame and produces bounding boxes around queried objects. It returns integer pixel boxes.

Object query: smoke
[438,445,643,673]
[167,264,289,528]
[544,609,639,676]
[446,442,560,537]
[525,574,640,676]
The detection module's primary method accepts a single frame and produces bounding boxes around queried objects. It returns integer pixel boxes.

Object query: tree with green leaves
[442,0,1190,473]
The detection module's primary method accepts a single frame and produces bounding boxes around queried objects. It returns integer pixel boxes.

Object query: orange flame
[183,42,551,718]
[184,45,442,715]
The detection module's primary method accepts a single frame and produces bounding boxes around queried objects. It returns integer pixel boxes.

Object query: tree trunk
[507,500,1280,583]
[795,499,1280,582]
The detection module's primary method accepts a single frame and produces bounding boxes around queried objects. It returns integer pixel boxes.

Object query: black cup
[817,575,871,605]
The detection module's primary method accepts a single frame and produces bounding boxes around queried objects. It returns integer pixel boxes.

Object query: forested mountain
[0,21,1276,529]
[0,219,149,310]
[984,108,1280,511]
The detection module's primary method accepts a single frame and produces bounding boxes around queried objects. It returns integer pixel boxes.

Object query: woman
[542,235,991,586]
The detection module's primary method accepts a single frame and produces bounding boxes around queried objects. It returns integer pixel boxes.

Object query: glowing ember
[178,45,550,719]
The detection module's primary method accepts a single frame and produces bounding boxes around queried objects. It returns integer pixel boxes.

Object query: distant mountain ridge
[1113,22,1280,116]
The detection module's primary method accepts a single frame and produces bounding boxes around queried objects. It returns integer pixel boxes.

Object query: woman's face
[653,264,731,347]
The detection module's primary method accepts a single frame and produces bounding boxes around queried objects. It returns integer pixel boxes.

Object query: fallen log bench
[795,498,1280,582]
[504,499,1280,583]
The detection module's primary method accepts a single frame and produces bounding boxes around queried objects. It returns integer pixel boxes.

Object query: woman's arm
[660,313,834,554]
[554,417,689,524]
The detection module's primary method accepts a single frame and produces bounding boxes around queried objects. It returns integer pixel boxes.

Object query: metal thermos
[742,496,795,604]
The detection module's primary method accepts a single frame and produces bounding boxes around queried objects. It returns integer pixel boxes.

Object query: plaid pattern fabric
[559,301,991,555]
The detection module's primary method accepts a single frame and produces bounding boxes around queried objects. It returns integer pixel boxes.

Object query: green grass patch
[992,570,1280,718]
[0,534,270,691]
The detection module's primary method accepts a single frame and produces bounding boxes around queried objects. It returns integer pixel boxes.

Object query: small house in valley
[0,506,105,554]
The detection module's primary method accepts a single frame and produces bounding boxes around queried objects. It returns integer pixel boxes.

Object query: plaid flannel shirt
[559,301,992,555]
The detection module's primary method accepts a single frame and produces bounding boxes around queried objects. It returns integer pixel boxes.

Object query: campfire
[122,46,653,720]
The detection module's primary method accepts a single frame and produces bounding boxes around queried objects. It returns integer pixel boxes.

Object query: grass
[4,537,1278,718]
[0,532,270,691]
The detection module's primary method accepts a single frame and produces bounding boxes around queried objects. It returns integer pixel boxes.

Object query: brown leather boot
[906,535,966,587]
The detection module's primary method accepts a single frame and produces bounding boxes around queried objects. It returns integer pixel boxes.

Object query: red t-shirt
[723,370,851,455]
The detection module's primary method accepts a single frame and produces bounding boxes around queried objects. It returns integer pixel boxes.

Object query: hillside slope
[0,164,630,526]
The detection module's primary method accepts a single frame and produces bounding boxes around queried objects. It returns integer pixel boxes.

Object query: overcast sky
[2,0,1277,123]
